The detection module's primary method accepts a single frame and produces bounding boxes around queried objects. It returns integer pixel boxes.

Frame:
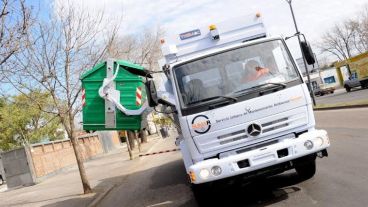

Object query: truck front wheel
[295,159,316,180]
[191,182,213,205]
[294,154,316,179]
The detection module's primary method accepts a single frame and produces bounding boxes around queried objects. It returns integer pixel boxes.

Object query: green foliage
[0,91,63,151]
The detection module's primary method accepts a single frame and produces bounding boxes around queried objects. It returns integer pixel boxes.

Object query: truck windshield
[173,39,301,108]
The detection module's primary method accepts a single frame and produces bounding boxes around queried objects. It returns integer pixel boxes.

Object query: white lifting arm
[98,63,148,116]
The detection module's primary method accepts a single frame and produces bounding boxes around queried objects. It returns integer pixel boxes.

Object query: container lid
[80,60,144,80]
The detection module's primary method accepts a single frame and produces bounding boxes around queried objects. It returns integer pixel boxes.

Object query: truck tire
[191,183,213,206]
[345,85,351,92]
[295,159,316,180]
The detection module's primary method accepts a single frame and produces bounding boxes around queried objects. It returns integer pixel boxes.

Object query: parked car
[314,84,335,96]
[344,73,368,92]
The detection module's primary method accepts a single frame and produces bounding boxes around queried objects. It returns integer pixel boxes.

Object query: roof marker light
[209,24,220,40]
[209,24,217,31]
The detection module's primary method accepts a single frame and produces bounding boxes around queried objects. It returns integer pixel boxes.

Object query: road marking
[147,201,173,207]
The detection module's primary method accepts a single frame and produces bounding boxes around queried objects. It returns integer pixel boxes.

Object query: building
[302,67,342,89]
[334,52,368,86]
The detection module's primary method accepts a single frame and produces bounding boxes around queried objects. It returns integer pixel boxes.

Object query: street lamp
[285,0,316,106]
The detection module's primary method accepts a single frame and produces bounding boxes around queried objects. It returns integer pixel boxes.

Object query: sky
[32,0,368,61]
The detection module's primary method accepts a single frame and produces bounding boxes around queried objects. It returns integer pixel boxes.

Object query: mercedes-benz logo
[247,123,262,137]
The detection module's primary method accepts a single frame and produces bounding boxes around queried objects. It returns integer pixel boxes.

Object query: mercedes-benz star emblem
[247,123,262,137]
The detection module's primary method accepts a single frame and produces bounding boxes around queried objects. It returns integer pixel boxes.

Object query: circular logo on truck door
[191,115,211,134]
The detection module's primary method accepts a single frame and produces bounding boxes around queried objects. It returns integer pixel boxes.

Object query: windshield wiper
[234,82,287,95]
[189,95,238,105]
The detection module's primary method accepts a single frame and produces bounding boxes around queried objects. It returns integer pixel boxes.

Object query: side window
[352,71,358,79]
[273,47,288,74]
[272,46,297,79]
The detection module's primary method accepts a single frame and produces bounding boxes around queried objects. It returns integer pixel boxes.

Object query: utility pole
[285,0,316,106]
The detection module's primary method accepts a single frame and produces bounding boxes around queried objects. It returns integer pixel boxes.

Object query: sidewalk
[0,133,163,207]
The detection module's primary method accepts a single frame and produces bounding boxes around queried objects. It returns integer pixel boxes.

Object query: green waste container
[80,59,146,131]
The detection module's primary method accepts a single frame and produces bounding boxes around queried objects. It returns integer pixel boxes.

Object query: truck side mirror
[145,80,159,107]
[300,41,316,65]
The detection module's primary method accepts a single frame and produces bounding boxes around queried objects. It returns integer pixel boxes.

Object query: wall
[1,148,35,188]
[111,131,121,146]
[30,134,103,178]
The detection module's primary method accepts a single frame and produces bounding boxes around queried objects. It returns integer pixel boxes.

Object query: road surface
[99,108,368,207]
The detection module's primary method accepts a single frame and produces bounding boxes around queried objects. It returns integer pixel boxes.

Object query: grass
[314,99,368,109]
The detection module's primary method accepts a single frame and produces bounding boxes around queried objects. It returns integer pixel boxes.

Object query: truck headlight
[211,166,222,176]
[304,140,314,150]
[199,169,210,179]
[314,137,324,147]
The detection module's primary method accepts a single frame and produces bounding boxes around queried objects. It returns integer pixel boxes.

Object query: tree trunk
[68,113,92,194]
[140,129,147,143]
[70,134,93,194]
[127,130,136,150]
[124,131,133,160]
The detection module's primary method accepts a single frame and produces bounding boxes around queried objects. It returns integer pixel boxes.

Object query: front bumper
[189,130,330,184]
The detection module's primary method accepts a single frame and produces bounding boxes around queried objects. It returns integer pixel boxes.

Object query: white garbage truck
[105,13,330,199]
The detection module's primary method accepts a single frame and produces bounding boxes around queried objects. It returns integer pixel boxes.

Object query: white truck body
[154,14,329,184]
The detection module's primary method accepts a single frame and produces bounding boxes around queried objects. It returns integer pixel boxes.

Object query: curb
[139,148,180,157]
[313,104,368,111]
[88,185,115,207]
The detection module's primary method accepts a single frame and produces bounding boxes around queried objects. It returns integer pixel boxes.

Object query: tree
[352,5,368,53]
[107,28,163,71]
[0,0,33,80]
[0,91,62,151]
[7,1,119,194]
[317,5,368,61]
[318,20,356,61]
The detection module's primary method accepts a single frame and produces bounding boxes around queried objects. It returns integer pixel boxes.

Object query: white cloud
[54,0,368,60]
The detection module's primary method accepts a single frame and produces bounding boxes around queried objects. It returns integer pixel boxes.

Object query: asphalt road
[99,108,368,207]
[315,87,368,105]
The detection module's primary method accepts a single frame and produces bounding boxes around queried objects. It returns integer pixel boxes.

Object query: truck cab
[122,14,330,199]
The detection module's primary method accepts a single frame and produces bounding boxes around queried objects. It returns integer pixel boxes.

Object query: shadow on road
[40,196,94,207]
[189,172,306,207]
[43,159,308,207]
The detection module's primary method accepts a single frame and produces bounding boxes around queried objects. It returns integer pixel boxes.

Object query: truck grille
[261,113,305,134]
[218,129,248,145]
[194,107,308,153]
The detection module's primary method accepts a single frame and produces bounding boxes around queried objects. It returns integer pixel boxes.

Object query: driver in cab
[241,60,270,83]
